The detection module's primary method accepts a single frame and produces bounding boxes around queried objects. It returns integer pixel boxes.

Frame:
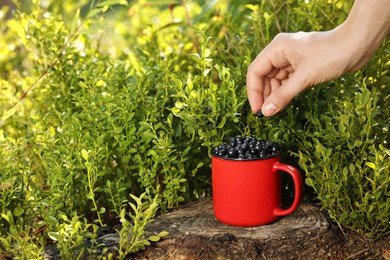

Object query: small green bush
[296,81,390,239]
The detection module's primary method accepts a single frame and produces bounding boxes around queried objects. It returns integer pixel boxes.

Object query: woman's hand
[246,0,390,117]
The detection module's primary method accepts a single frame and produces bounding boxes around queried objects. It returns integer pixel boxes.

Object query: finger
[274,67,291,81]
[283,65,295,73]
[246,72,264,113]
[250,34,292,75]
[247,63,283,113]
[261,69,307,116]
[247,66,280,113]
[246,39,294,113]
[263,77,272,101]
[270,78,281,93]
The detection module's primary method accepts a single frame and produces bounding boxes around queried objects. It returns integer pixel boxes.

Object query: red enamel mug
[212,154,302,227]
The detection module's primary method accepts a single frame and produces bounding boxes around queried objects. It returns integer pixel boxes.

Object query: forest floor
[3,199,390,260]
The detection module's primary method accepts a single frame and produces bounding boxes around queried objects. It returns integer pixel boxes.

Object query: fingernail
[262,102,277,116]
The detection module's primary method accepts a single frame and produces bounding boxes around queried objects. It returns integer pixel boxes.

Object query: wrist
[336,0,390,72]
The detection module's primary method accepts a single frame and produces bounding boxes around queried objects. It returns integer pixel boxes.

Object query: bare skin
[246,0,390,117]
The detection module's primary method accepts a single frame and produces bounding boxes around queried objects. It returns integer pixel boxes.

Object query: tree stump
[129,199,345,259]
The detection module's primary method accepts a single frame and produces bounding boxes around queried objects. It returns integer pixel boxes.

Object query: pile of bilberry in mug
[212,135,282,160]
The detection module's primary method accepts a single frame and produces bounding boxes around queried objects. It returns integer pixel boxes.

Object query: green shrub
[296,80,390,239]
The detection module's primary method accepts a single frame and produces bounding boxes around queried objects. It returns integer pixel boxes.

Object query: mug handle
[272,161,303,217]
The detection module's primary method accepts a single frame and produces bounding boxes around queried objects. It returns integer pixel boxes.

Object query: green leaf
[365,162,376,170]
[13,207,24,217]
[349,163,355,175]
[71,115,81,130]
[0,237,10,248]
[70,9,80,34]
[342,167,348,176]
[60,214,69,221]
[216,117,226,129]
[48,232,59,241]
[0,99,19,125]
[128,148,137,153]
[305,178,315,187]
[143,240,151,246]
[175,101,186,109]
[315,143,325,156]
[340,212,348,221]
[158,231,169,238]
[1,213,10,223]
[142,131,156,140]
[130,194,142,206]
[85,162,93,170]
[148,235,161,242]
[122,155,131,163]
[171,107,181,114]
[81,149,89,161]
[139,121,152,129]
[95,0,128,8]
[339,115,348,125]
[96,79,106,87]
[204,48,211,58]
[129,202,137,212]
[0,129,4,142]
[86,8,103,19]
[147,150,159,158]
[114,126,123,133]
[102,5,109,12]
[148,0,180,6]
[196,162,204,169]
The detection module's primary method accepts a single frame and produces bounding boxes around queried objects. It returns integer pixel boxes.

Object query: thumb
[261,71,308,117]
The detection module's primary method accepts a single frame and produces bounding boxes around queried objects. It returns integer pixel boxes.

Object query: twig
[345,248,370,260]
[257,8,267,47]
[270,0,281,33]
[285,1,289,32]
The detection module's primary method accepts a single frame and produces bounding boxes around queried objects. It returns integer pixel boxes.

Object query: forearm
[336,0,390,71]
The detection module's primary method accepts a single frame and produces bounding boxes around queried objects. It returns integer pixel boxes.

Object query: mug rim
[211,152,281,161]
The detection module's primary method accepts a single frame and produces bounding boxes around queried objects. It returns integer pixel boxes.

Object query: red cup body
[212,155,302,227]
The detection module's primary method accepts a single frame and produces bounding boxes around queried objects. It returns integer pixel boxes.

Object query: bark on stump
[129,199,344,259]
